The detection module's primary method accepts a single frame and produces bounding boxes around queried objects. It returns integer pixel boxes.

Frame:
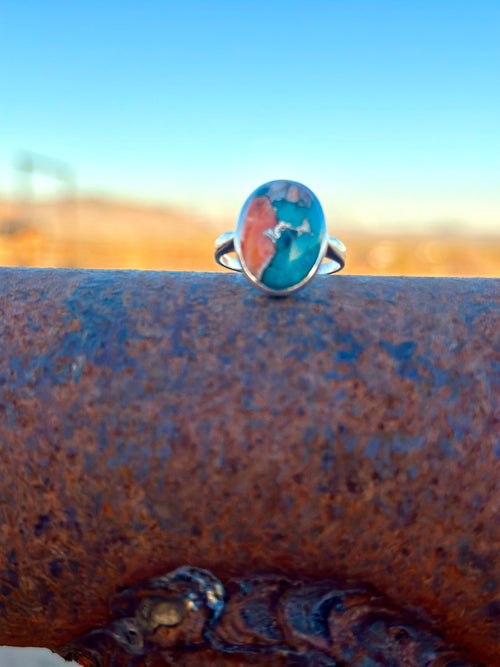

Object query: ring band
[216,233,346,276]
[214,180,346,296]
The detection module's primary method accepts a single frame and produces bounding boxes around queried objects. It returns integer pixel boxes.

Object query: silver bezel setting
[214,180,346,295]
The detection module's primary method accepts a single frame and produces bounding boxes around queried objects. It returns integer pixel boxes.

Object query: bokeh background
[1,0,499,278]
[1,0,499,665]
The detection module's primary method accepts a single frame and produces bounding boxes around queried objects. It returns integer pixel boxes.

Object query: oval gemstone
[235,180,326,293]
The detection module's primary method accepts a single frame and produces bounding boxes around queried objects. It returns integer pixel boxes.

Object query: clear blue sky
[1,0,499,232]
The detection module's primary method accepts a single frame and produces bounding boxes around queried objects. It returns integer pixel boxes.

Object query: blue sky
[1,0,499,233]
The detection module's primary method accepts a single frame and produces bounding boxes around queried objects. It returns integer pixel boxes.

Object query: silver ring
[214,180,346,296]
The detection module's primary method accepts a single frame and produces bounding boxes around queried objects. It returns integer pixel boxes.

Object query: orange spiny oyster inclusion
[237,180,324,293]
[239,195,277,279]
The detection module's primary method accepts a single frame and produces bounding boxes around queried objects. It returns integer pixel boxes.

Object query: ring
[215,180,346,295]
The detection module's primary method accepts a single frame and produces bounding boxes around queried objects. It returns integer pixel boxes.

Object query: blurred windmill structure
[0,151,77,266]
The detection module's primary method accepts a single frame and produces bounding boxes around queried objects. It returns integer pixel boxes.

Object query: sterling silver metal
[215,233,346,277]
[215,180,346,296]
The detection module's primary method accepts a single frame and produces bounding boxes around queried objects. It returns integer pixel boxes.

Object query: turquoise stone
[236,180,326,294]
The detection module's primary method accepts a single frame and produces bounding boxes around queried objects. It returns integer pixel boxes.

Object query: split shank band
[215,232,346,276]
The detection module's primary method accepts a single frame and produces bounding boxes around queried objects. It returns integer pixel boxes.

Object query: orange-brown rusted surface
[0,268,499,664]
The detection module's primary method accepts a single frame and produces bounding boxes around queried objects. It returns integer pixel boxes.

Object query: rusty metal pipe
[0,268,499,663]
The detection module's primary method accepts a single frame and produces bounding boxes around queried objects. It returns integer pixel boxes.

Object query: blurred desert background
[1,192,499,276]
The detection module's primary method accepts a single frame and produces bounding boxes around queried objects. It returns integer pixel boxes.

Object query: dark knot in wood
[59,567,483,666]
